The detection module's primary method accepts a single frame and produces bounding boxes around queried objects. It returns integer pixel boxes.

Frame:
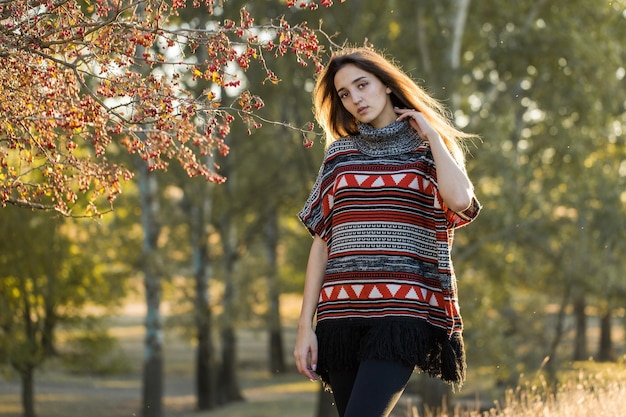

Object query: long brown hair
[313,47,475,164]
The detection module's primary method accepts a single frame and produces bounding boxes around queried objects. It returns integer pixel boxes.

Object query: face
[334,64,396,129]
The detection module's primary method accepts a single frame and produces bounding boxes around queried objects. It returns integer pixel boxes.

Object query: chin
[357,115,375,125]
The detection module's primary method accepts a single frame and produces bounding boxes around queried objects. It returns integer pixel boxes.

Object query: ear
[386,87,392,94]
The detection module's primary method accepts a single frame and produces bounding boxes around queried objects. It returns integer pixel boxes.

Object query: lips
[357,105,368,114]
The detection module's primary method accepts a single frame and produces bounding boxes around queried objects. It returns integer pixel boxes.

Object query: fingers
[395,108,436,140]
[394,107,422,121]
[294,334,318,381]
[304,362,318,381]
[395,109,423,129]
[294,348,317,381]
[308,348,318,381]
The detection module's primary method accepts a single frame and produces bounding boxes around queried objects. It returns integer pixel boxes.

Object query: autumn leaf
[0,1,330,216]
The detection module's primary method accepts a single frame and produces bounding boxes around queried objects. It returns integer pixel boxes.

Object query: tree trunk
[265,206,286,374]
[218,326,243,404]
[448,0,470,112]
[196,310,216,410]
[572,294,587,361]
[414,4,431,75]
[597,309,614,362]
[17,276,40,417]
[213,137,244,404]
[217,211,243,404]
[450,0,470,71]
[41,273,57,357]
[142,343,163,417]
[185,8,217,408]
[315,384,339,417]
[190,198,217,410]
[138,160,163,417]
[543,285,570,393]
[21,365,36,417]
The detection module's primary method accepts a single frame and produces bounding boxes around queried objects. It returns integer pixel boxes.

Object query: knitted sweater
[298,120,480,388]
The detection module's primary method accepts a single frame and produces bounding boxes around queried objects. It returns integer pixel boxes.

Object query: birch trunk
[138,158,163,417]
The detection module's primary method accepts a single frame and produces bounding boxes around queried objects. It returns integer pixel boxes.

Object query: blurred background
[1,1,625,416]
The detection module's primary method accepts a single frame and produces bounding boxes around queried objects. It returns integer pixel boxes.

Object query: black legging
[328,359,414,417]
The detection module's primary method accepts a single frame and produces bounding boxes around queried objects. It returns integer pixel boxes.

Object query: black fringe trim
[315,318,466,390]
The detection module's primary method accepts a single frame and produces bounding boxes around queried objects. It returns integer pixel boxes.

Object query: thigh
[344,359,414,417]
[328,368,359,417]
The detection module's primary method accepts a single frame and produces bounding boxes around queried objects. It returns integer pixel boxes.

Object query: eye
[357,82,368,89]
[338,91,348,99]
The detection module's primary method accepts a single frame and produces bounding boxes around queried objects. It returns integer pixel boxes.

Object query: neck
[354,120,423,157]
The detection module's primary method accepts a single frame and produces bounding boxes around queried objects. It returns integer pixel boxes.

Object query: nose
[352,93,362,105]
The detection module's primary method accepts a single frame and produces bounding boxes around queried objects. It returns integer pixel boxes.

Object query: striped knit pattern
[298,121,480,387]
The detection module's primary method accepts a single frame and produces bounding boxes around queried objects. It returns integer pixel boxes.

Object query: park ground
[0,294,325,417]
[2,294,626,417]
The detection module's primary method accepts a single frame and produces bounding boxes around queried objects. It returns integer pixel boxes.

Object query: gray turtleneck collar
[354,120,423,157]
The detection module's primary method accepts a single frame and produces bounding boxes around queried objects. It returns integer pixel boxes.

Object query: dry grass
[493,382,626,417]
[448,381,626,417]
[401,364,626,417]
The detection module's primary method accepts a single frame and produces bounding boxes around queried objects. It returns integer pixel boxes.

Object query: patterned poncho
[298,120,480,388]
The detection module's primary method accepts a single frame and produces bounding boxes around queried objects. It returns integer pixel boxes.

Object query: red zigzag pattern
[320,283,441,306]
[336,172,435,193]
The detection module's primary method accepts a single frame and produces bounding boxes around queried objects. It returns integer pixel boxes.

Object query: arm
[427,133,475,213]
[396,109,475,213]
[293,234,328,381]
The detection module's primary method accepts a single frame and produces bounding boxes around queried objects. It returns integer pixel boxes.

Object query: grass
[463,375,626,417]
[399,362,626,417]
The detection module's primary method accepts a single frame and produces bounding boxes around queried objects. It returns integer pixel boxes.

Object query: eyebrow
[336,75,368,94]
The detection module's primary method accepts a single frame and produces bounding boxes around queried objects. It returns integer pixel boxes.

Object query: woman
[294,47,481,417]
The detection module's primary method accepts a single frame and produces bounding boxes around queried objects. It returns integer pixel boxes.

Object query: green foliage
[0,204,133,376]
[61,319,132,376]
